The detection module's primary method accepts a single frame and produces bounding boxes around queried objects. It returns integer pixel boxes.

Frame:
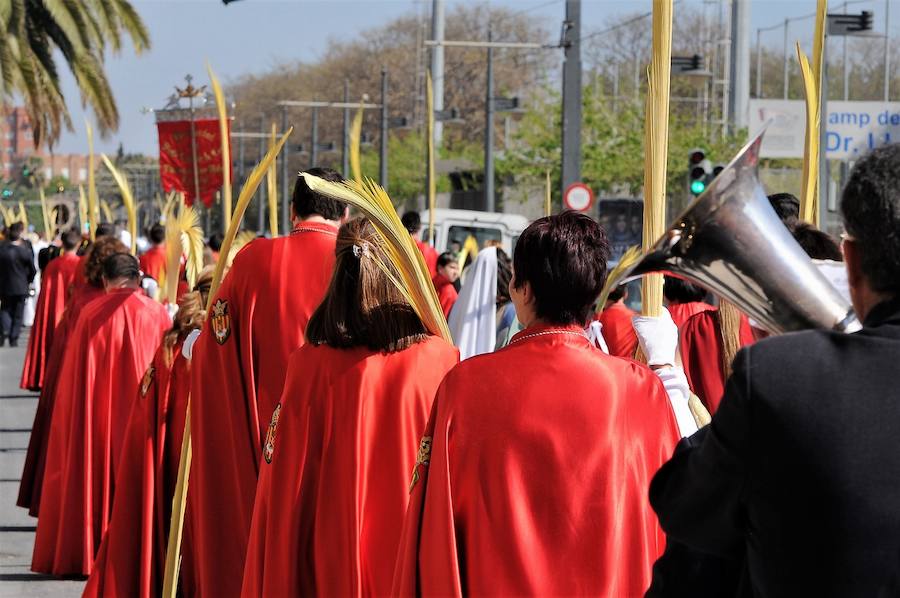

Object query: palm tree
[0,0,150,149]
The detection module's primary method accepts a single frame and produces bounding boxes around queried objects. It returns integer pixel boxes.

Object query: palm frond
[207,63,232,225]
[99,198,113,222]
[100,153,136,253]
[77,184,87,231]
[164,206,203,304]
[267,122,278,237]
[86,120,98,239]
[349,102,363,184]
[301,175,451,341]
[596,245,642,313]
[225,230,258,268]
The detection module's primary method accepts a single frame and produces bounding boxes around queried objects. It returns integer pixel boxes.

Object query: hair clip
[352,242,371,259]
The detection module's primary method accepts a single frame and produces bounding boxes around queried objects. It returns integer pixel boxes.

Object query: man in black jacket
[649,143,900,597]
[0,222,37,347]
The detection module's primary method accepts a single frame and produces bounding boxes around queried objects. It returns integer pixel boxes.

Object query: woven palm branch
[78,186,88,232]
[640,0,673,318]
[99,154,136,253]
[164,206,204,304]
[207,64,232,225]
[301,174,451,341]
[86,120,100,240]
[267,122,278,236]
[38,187,51,238]
[18,201,28,229]
[99,198,114,223]
[0,204,12,227]
[797,49,820,225]
[226,230,258,268]
[545,170,552,217]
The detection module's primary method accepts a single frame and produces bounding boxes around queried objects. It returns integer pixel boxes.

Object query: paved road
[0,330,84,597]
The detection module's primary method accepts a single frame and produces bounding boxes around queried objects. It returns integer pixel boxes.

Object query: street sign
[563,183,594,212]
[748,99,900,159]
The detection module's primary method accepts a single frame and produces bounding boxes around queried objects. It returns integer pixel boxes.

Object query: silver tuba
[610,129,859,334]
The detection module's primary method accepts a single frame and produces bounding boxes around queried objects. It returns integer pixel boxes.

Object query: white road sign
[748,99,900,159]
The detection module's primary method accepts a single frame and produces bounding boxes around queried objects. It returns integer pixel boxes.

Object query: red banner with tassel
[157,119,231,207]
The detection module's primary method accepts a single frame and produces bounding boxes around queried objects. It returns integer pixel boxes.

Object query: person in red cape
[20,229,82,391]
[679,303,756,415]
[188,167,347,597]
[84,268,213,598]
[139,223,167,282]
[597,284,638,357]
[32,253,170,576]
[402,211,438,276]
[432,251,459,318]
[664,276,713,329]
[241,217,458,597]
[393,212,681,596]
[17,235,128,516]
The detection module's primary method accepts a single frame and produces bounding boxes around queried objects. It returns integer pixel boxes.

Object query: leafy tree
[0,0,150,149]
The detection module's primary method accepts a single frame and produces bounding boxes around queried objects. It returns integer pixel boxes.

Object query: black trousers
[0,294,27,344]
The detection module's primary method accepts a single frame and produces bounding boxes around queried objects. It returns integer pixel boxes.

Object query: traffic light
[21,165,30,178]
[687,148,711,196]
[859,10,873,32]
[1,188,12,198]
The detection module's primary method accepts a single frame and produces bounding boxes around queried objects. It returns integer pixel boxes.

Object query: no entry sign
[563,183,594,212]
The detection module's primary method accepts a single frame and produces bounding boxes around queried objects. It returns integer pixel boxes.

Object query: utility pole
[431,0,445,146]
[783,18,790,99]
[484,27,495,212]
[561,0,582,196]
[729,0,751,129]
[310,106,319,168]
[280,105,289,235]
[380,68,389,190]
[885,0,891,101]
[342,80,350,177]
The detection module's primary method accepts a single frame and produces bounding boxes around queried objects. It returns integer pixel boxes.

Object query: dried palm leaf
[797,44,820,226]
[349,102,364,184]
[78,185,88,233]
[596,245,642,314]
[267,122,278,237]
[99,154,136,254]
[38,186,52,239]
[18,201,28,229]
[301,174,451,341]
[86,120,100,241]
[207,64,232,225]
[640,0,673,318]
[99,198,114,223]
[226,230,258,268]
[164,205,203,304]
[545,169,552,217]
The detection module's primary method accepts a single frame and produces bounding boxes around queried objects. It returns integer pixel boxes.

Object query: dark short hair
[208,232,224,252]
[840,144,900,293]
[400,211,421,234]
[102,252,141,281]
[61,228,82,251]
[7,222,24,240]
[292,167,346,221]
[95,222,115,238]
[437,251,457,269]
[789,221,842,261]
[664,276,707,303]
[767,193,801,224]
[513,212,611,325]
[305,217,427,353]
[607,286,627,302]
[148,224,165,244]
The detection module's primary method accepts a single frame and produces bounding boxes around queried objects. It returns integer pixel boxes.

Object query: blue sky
[50,0,898,155]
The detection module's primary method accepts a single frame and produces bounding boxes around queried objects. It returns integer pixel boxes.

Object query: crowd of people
[2,142,899,596]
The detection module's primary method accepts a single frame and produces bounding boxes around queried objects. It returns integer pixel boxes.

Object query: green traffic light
[690,180,706,195]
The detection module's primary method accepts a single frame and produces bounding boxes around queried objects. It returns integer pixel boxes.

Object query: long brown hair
[306,217,427,353]
[162,266,215,366]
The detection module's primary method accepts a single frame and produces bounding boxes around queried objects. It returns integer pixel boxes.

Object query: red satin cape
[83,340,194,598]
[241,336,458,597]
[139,245,167,282]
[188,223,337,597]
[598,302,638,358]
[20,252,80,391]
[667,300,714,329]
[17,284,105,515]
[679,309,756,414]
[31,288,170,576]
[432,273,458,318]
[393,325,680,596]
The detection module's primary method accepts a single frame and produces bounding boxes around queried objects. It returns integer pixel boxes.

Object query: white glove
[585,320,610,354]
[166,302,179,321]
[654,365,699,437]
[632,307,678,367]
[182,329,201,361]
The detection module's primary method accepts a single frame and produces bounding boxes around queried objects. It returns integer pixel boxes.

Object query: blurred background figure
[0,222,37,347]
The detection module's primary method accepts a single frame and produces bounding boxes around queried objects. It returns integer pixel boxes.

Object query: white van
[420,209,529,256]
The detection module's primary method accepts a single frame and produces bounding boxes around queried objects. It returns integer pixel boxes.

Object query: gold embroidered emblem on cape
[140,365,155,397]
[263,403,282,464]
[408,435,433,492]
[210,298,232,345]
